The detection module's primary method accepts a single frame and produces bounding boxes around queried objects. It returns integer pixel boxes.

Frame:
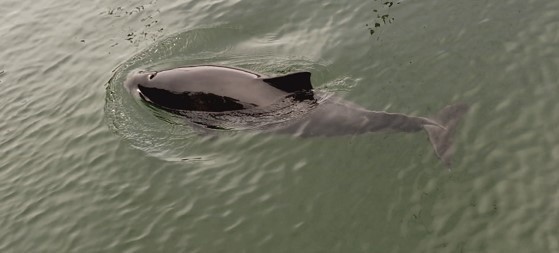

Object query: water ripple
[1,0,558,252]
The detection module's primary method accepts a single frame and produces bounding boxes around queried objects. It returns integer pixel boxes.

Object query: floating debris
[100,1,163,45]
[102,5,146,17]
[366,0,400,38]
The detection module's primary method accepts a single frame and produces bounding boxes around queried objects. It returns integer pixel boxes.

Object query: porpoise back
[124,65,313,112]
[123,65,468,168]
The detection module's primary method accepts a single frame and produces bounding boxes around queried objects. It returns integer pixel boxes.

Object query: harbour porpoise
[124,65,468,168]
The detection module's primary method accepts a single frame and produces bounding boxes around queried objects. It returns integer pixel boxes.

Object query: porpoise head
[123,69,257,112]
[123,66,316,112]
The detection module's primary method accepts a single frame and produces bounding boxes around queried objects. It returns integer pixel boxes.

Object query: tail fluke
[423,103,469,168]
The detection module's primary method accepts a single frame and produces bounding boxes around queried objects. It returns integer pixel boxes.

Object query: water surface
[1,0,558,252]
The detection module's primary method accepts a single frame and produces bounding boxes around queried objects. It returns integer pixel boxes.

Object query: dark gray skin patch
[124,65,468,168]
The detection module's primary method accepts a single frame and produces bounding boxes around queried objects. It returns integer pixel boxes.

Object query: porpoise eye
[148,73,157,80]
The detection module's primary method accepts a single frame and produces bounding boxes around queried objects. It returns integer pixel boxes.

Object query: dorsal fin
[262,72,313,93]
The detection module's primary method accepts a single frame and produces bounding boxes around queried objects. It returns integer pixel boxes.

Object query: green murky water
[1,0,558,252]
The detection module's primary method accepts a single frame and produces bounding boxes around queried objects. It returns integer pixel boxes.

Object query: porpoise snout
[123,70,153,95]
[123,71,140,92]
